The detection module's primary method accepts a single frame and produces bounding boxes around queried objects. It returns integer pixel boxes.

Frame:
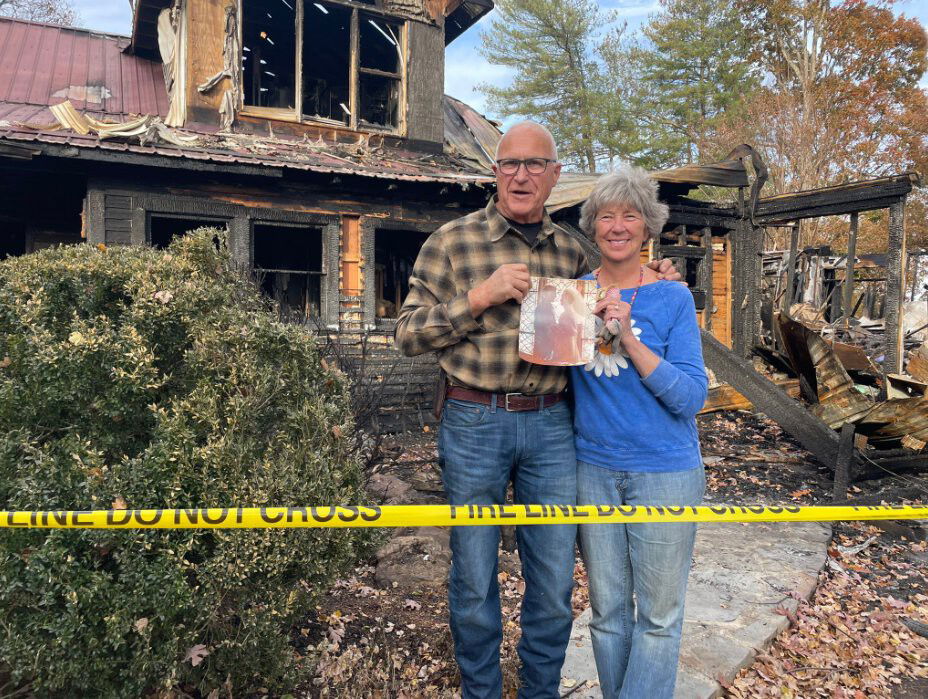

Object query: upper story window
[241,0,405,133]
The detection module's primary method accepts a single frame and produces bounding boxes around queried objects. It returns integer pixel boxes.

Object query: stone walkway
[560,521,832,698]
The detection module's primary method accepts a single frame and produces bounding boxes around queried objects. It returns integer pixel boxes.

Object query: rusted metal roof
[444,96,499,170]
[0,17,169,118]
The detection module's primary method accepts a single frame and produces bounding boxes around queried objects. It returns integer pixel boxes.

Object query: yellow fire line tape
[0,504,926,529]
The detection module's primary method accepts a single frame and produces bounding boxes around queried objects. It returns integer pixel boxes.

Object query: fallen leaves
[727,524,928,697]
[184,644,209,667]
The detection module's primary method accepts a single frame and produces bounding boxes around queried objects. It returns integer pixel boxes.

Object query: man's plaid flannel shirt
[395,197,591,395]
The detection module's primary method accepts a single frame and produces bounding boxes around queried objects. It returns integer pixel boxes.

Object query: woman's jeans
[577,460,705,699]
[439,398,577,699]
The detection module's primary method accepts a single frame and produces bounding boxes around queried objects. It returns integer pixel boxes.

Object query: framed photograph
[519,277,598,366]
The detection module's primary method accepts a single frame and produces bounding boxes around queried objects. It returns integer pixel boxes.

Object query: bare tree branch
[0,0,79,26]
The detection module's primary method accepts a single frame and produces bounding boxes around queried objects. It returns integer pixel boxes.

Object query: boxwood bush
[0,231,372,696]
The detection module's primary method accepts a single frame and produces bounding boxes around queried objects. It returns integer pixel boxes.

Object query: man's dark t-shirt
[504,216,544,247]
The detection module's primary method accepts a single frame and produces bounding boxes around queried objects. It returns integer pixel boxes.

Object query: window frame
[147,212,231,248]
[238,0,407,135]
[249,214,341,327]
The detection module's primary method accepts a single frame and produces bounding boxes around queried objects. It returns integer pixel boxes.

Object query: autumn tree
[478,0,610,172]
[706,0,928,248]
[0,0,78,25]
[743,0,924,191]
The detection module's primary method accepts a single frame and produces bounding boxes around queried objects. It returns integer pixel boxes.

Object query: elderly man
[395,121,677,698]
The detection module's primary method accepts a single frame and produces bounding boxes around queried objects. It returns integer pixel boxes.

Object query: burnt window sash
[239,0,405,133]
[252,222,326,323]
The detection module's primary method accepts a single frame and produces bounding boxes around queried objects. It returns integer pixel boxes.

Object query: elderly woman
[569,167,708,698]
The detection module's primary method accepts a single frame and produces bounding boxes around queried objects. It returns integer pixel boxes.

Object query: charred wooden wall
[185,0,229,127]
[405,19,445,145]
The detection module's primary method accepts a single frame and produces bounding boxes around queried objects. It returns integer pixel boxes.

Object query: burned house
[2,3,925,462]
[0,1,778,341]
[0,2,770,429]
[0,0,498,332]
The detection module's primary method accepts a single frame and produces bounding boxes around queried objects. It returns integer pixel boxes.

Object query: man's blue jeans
[438,398,577,699]
[577,461,705,699]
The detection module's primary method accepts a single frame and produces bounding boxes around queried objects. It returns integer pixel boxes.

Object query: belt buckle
[504,392,523,411]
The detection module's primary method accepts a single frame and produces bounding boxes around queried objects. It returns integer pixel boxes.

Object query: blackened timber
[659,245,707,259]
[842,213,858,323]
[754,174,917,224]
[701,330,847,469]
[666,210,739,230]
[833,422,856,501]
[884,199,907,375]
[758,195,910,224]
[700,227,713,332]
[783,221,800,311]
[731,196,760,357]
[406,20,445,145]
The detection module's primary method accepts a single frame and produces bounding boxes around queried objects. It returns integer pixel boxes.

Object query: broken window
[149,216,228,250]
[242,0,297,109]
[374,228,429,319]
[253,223,324,321]
[301,2,352,124]
[241,0,405,132]
[359,16,402,128]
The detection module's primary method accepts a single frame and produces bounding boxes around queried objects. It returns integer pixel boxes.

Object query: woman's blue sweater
[569,278,707,473]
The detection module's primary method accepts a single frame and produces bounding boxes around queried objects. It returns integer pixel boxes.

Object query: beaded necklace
[594,264,644,311]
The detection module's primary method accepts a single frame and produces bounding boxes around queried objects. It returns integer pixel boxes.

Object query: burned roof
[0,16,494,186]
[0,16,768,197]
[0,18,168,119]
[129,0,493,57]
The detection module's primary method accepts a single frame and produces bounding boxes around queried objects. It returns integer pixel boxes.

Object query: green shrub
[0,231,372,697]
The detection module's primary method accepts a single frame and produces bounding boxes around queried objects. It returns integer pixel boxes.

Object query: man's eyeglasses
[495,158,557,175]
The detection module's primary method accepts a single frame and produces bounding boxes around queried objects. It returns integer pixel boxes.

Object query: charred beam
[883,198,907,376]
[783,221,800,312]
[754,175,916,224]
[701,330,846,468]
[842,213,858,324]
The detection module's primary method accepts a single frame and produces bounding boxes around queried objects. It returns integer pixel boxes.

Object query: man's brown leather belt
[446,386,565,412]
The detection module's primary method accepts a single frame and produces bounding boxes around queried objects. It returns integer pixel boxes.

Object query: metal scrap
[46,100,200,148]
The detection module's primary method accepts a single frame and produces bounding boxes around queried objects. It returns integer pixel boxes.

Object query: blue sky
[71,0,928,122]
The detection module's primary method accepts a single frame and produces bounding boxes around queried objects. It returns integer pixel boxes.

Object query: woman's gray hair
[579,167,669,240]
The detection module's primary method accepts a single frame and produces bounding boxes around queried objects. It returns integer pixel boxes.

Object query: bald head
[496,121,558,161]
[493,120,562,224]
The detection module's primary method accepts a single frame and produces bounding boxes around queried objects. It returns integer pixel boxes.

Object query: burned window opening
[0,227,80,258]
[374,228,428,319]
[240,0,404,132]
[359,16,402,128]
[359,72,399,129]
[360,16,401,73]
[301,2,352,124]
[242,0,297,109]
[253,223,324,322]
[149,216,228,250]
[0,226,28,260]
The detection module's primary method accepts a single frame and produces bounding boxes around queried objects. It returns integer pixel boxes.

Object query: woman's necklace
[594,265,644,312]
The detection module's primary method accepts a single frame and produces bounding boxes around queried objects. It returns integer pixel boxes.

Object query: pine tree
[478,0,608,172]
[623,0,759,168]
